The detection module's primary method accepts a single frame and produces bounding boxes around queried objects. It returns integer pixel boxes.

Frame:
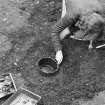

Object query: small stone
[36,1,39,4]
[16,59,19,62]
[14,62,18,66]
[39,79,43,82]
[3,18,7,22]
[85,83,88,86]
[80,56,82,58]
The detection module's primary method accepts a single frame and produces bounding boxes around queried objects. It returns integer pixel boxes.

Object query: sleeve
[51,15,78,52]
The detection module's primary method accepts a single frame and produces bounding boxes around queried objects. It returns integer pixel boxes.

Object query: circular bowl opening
[38,57,59,74]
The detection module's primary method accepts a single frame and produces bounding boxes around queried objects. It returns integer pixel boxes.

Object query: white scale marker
[96,44,105,49]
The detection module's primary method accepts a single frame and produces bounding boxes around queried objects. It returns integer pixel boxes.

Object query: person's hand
[55,50,63,64]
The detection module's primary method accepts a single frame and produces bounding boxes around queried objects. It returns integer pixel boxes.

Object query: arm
[51,15,78,52]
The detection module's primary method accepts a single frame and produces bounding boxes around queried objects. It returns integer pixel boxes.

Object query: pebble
[3,18,7,22]
[14,62,18,66]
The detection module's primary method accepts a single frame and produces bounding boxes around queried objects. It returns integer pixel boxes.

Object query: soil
[0,0,105,105]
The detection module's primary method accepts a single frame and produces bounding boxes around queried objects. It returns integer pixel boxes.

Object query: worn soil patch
[0,0,105,105]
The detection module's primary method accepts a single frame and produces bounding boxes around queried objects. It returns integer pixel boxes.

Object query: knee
[60,28,70,40]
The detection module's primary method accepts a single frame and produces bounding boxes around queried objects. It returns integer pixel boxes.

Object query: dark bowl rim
[37,57,59,74]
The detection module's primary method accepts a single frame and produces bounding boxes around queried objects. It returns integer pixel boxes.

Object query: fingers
[55,50,63,65]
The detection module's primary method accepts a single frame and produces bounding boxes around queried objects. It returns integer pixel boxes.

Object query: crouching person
[51,0,105,64]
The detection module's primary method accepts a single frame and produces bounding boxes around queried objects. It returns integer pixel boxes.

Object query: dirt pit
[0,0,105,105]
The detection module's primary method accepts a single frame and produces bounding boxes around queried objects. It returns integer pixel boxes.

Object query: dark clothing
[51,15,79,51]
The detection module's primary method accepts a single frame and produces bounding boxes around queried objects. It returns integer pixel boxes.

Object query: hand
[55,50,63,64]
